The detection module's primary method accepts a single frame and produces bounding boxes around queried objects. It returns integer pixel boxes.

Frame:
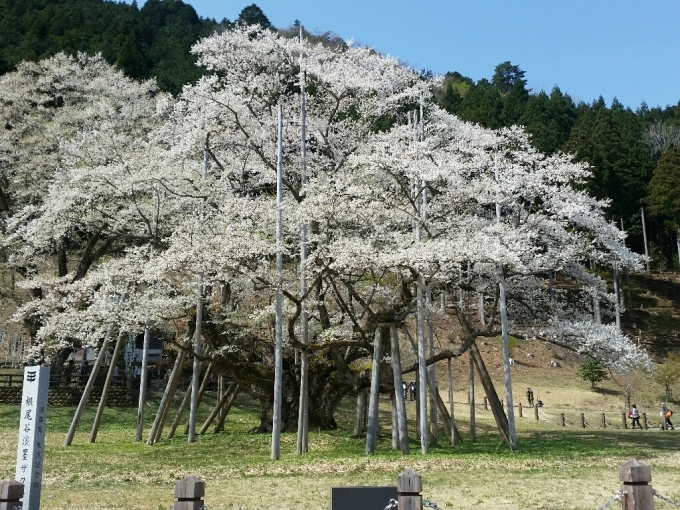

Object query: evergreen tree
[237,3,272,28]
[577,357,608,388]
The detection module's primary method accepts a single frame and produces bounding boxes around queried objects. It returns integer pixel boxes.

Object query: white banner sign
[15,366,49,510]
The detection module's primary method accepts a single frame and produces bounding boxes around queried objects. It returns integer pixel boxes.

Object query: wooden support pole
[89,330,126,443]
[469,352,476,442]
[560,413,565,427]
[622,412,627,429]
[447,357,454,446]
[173,475,205,510]
[198,382,235,435]
[152,347,188,445]
[353,388,366,437]
[217,375,226,431]
[434,389,464,445]
[366,328,382,454]
[389,324,409,454]
[518,403,522,418]
[147,337,189,446]
[168,385,192,440]
[483,396,488,410]
[391,392,399,450]
[642,412,647,430]
[136,326,151,442]
[0,479,24,510]
[213,384,240,433]
[168,359,211,439]
[397,469,422,510]
[64,322,115,446]
[184,362,213,435]
[619,459,653,510]
[580,413,585,428]
[601,413,606,429]
[534,405,539,421]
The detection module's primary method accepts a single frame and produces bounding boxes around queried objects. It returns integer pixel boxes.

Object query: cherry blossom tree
[1,28,650,438]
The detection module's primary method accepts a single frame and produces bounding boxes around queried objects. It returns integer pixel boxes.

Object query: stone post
[397,469,422,510]
[0,480,23,510]
[619,459,653,510]
[173,476,205,510]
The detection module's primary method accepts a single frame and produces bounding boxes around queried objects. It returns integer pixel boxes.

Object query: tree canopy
[0,27,650,431]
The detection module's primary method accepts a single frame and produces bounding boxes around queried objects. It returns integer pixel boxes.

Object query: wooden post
[447,357,454,447]
[622,412,627,429]
[389,325,409,454]
[601,413,606,429]
[136,326,151,442]
[396,469,422,510]
[168,385,192,440]
[469,352,476,442]
[619,459,653,510]
[147,337,189,446]
[213,384,240,433]
[642,412,647,430]
[353,388,366,437]
[198,382,235,434]
[483,396,488,410]
[518,403,523,418]
[366,328,382,454]
[0,479,23,510]
[534,405,539,421]
[173,475,205,510]
[391,392,399,450]
[580,413,585,428]
[662,413,668,430]
[90,330,126,443]
[560,413,565,427]
[184,362,213,435]
[64,322,115,446]
[434,390,463,445]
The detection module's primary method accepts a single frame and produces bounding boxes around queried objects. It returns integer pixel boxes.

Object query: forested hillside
[1,0,680,268]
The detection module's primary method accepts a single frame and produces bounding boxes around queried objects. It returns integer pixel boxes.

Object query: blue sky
[181,1,680,109]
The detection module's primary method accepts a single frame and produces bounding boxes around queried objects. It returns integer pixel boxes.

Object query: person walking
[630,404,642,429]
[526,387,534,408]
[662,403,674,430]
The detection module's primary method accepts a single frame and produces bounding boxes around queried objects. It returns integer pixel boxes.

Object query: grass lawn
[0,386,679,510]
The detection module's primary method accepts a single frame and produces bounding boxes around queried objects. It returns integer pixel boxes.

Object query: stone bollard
[619,459,653,510]
[397,469,422,510]
[0,479,24,510]
[173,475,205,510]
